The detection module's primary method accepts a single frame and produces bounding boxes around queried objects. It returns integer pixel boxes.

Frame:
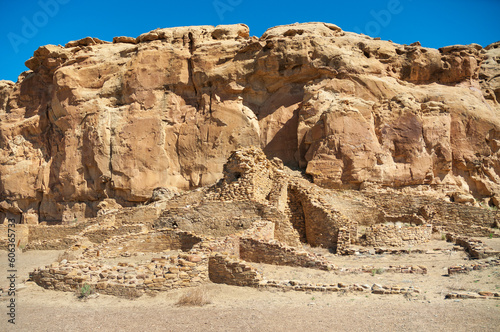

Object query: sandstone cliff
[1,23,499,223]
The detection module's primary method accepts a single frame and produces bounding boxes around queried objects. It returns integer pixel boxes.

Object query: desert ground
[1,238,499,332]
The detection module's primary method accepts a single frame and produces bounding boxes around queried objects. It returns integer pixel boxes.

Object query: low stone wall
[30,252,208,297]
[363,191,500,236]
[208,253,262,287]
[239,238,333,270]
[81,225,146,244]
[111,205,162,225]
[446,233,500,259]
[27,221,93,243]
[81,229,204,258]
[259,280,421,295]
[448,258,500,275]
[23,237,80,250]
[445,292,500,300]
[337,265,427,275]
[364,224,432,247]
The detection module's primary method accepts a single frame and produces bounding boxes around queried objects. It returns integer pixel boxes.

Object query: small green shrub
[78,283,93,299]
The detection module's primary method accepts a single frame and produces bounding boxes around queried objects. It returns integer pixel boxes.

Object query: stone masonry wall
[336,227,351,254]
[363,192,500,236]
[289,181,352,251]
[285,187,307,243]
[364,224,432,247]
[208,253,262,287]
[207,147,282,204]
[446,233,500,259]
[30,252,209,297]
[239,238,332,270]
[81,229,204,258]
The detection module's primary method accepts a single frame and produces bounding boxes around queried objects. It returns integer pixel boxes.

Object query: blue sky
[1,0,499,82]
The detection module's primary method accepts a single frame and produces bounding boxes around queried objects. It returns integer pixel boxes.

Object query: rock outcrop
[1,22,499,223]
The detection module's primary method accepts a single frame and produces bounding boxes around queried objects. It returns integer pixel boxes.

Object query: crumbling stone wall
[364,224,432,247]
[156,201,275,238]
[260,280,421,295]
[448,259,500,275]
[238,220,275,241]
[288,181,352,251]
[28,222,93,243]
[239,238,332,270]
[82,225,146,244]
[109,205,163,225]
[81,229,204,258]
[446,233,500,259]
[336,227,352,254]
[208,253,262,287]
[172,146,353,251]
[363,192,500,236]
[30,252,209,296]
[285,187,307,242]
[208,147,285,204]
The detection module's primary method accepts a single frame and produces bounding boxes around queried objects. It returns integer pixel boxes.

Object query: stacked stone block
[30,252,209,296]
[364,224,432,247]
[239,238,333,270]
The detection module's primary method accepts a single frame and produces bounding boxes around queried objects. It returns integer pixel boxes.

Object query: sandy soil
[1,239,499,332]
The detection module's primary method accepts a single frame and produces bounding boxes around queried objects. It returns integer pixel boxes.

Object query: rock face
[1,22,499,223]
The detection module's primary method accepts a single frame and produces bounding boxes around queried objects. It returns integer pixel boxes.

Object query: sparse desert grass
[371,268,385,276]
[176,286,211,306]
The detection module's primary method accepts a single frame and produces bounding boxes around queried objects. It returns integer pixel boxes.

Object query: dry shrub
[176,287,211,306]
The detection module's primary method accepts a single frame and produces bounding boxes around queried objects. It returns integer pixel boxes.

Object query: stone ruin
[1,146,500,297]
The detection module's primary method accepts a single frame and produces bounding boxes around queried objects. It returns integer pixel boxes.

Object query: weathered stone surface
[0,22,499,223]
